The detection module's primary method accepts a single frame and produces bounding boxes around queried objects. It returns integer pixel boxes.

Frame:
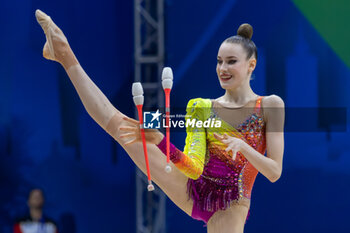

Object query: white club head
[133,96,144,106]
[162,67,173,80]
[132,82,143,96]
[132,82,144,106]
[162,79,173,90]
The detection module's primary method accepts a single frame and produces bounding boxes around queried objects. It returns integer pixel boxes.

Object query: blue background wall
[1,0,349,232]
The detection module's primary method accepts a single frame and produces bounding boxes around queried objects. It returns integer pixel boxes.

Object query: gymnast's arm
[155,100,208,179]
[120,99,207,180]
[240,95,285,182]
[155,127,206,180]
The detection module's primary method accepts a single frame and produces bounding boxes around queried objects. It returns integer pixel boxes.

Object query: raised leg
[35,9,193,215]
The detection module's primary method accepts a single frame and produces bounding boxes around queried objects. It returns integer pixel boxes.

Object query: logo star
[151,110,162,122]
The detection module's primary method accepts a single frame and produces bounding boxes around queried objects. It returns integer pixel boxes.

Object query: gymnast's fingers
[123,116,140,125]
[119,126,138,132]
[225,145,234,152]
[222,138,230,144]
[213,133,224,141]
[232,151,237,160]
[124,138,138,146]
[120,133,136,139]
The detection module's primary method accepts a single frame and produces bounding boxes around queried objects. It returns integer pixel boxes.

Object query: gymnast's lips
[219,75,232,82]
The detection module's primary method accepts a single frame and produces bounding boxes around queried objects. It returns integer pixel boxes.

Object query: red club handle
[136,105,154,191]
[164,89,171,164]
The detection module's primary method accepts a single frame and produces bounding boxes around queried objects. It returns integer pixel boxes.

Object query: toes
[35,9,70,62]
[36,10,57,60]
[35,9,46,21]
[35,9,53,33]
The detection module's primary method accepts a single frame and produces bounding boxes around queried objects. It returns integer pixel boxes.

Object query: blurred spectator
[13,189,59,233]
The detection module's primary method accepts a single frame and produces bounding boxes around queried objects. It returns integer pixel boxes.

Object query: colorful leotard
[156,97,266,224]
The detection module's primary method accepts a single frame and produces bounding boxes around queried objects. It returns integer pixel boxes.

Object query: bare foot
[35,9,78,69]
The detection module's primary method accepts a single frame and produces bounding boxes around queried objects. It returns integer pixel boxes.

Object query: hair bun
[237,23,253,40]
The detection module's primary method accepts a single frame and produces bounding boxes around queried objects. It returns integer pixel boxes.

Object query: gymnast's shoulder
[261,94,284,109]
[261,95,285,124]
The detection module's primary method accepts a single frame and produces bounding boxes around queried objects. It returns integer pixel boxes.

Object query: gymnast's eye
[217,60,223,64]
[228,60,237,64]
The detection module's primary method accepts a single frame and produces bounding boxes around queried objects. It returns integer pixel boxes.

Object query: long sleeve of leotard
[156,98,211,180]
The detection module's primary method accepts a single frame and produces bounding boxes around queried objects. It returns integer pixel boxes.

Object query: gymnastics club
[162,67,173,173]
[132,82,155,191]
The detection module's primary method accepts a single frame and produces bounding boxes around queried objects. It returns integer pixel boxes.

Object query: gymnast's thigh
[124,144,194,215]
[207,200,250,233]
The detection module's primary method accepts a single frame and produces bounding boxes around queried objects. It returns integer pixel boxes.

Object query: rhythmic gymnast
[35,9,285,233]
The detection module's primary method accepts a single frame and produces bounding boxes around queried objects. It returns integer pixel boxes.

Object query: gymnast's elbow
[268,171,282,183]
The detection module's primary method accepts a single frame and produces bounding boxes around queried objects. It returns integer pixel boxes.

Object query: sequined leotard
[157,97,266,224]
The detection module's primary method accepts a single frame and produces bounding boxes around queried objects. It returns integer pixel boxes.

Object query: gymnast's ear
[248,58,256,73]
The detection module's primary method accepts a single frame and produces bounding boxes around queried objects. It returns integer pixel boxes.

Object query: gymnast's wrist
[239,140,250,155]
[154,132,165,145]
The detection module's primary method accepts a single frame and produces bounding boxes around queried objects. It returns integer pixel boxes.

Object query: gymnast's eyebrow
[217,56,238,59]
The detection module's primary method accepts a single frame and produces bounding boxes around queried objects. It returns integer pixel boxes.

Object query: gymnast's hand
[213,133,247,160]
[35,9,78,69]
[120,116,164,146]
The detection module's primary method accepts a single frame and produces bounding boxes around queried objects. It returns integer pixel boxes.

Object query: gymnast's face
[216,42,256,90]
